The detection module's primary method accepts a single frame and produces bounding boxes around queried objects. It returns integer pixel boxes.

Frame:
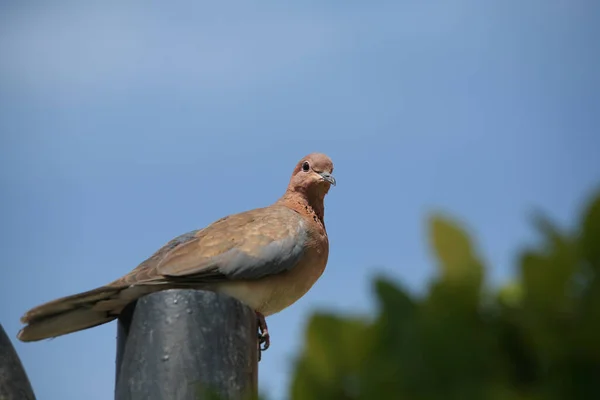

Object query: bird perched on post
[17,153,336,351]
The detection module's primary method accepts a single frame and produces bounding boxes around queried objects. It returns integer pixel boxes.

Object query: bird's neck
[278,191,326,225]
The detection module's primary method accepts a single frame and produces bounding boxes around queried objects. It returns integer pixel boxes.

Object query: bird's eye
[302,161,310,172]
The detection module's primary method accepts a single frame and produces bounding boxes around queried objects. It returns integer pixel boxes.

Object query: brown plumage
[18,153,336,348]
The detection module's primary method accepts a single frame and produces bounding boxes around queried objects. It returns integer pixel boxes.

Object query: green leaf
[520,213,578,313]
[289,188,600,400]
[429,214,484,289]
[290,313,370,400]
[373,276,415,319]
[362,278,420,397]
[580,189,600,270]
[498,280,524,308]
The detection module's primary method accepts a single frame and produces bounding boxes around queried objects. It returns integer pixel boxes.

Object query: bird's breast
[216,240,328,316]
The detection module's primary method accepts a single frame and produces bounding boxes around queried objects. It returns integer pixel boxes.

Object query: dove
[18,153,336,351]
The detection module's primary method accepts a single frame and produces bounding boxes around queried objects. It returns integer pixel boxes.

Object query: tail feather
[17,285,147,342]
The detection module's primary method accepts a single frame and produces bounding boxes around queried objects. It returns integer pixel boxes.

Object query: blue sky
[1,1,598,399]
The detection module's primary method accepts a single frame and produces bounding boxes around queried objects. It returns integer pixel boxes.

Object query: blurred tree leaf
[498,281,524,309]
[290,313,369,400]
[518,213,579,370]
[289,189,600,400]
[361,278,420,398]
[580,189,600,270]
[429,214,484,292]
[373,277,415,319]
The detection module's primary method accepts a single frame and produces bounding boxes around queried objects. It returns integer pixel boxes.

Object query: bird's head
[287,153,336,198]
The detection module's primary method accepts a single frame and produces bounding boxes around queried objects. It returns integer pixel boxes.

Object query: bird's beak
[319,171,336,186]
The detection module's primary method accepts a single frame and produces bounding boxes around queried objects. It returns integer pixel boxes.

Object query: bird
[17,153,335,351]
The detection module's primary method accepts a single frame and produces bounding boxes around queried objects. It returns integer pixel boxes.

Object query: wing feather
[110,205,307,286]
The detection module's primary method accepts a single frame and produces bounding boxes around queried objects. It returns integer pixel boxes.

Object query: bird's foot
[256,312,270,353]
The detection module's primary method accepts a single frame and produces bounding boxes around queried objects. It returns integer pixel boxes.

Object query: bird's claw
[258,331,270,351]
[256,312,270,361]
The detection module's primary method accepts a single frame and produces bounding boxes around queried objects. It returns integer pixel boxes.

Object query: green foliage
[290,189,600,400]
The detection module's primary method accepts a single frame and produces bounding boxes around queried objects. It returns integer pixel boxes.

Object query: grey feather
[163,219,308,282]
[220,227,308,280]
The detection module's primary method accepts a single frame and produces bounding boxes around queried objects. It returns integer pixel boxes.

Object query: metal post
[115,289,259,400]
[0,323,36,400]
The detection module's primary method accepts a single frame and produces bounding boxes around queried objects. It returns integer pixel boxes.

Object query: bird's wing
[110,205,308,286]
